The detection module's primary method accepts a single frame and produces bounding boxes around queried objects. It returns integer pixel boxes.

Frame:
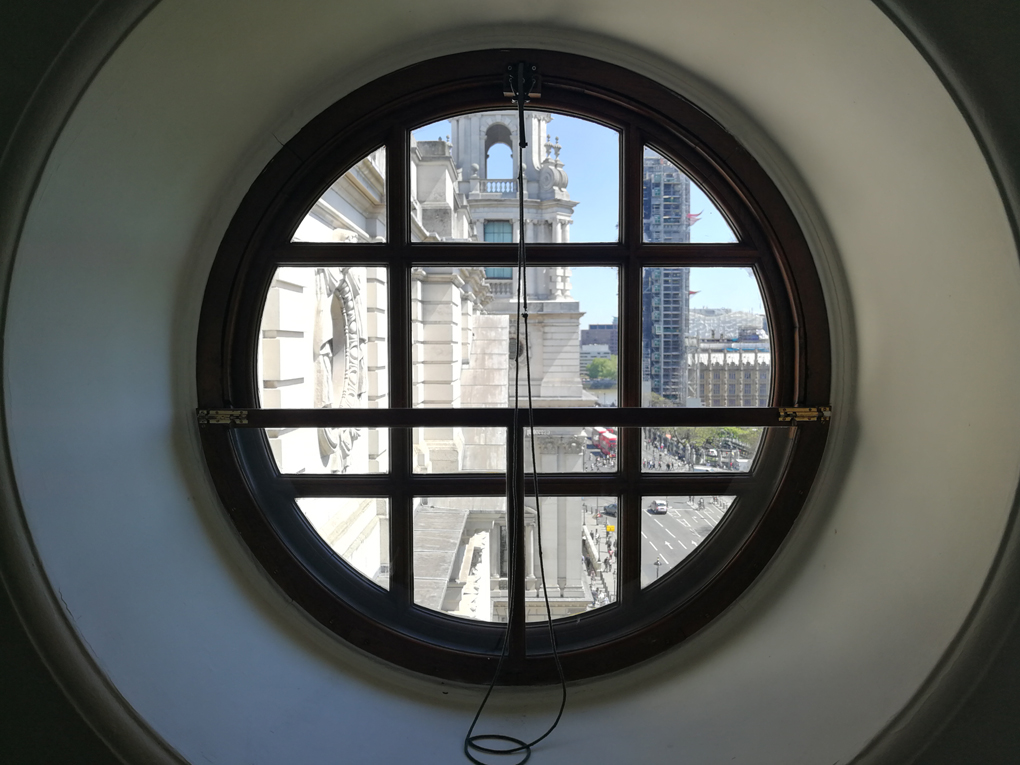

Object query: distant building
[688,351,771,407]
[581,320,618,355]
[688,307,767,341]
[643,150,694,243]
[643,267,691,402]
[642,152,692,403]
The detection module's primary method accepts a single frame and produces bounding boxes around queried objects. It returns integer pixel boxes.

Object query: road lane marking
[648,541,658,551]
[641,532,647,539]
[677,540,687,549]
[654,519,664,528]
[665,541,672,549]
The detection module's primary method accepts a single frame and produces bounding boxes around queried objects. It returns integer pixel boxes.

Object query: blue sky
[413,113,765,326]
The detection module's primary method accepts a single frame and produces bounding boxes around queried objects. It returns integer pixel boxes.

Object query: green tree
[678,426,762,458]
[586,355,618,380]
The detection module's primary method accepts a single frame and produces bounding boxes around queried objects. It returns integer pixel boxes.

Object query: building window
[196,50,831,685]
[484,220,512,243]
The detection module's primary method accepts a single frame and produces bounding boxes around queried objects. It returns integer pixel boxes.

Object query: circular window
[196,50,831,684]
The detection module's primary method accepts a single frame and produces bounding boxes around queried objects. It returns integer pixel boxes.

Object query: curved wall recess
[1,0,1018,763]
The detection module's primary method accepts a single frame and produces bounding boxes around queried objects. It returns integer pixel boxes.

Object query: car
[648,499,669,514]
[603,503,618,516]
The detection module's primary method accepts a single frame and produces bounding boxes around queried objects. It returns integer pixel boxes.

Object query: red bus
[598,431,618,456]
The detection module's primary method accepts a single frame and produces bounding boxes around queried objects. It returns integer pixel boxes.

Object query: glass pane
[642,267,770,407]
[584,427,618,472]
[642,427,772,473]
[576,268,620,407]
[641,495,735,586]
[414,497,506,622]
[266,428,389,474]
[643,147,736,243]
[411,266,617,409]
[297,498,389,589]
[258,266,388,410]
[411,112,619,243]
[413,427,505,473]
[292,148,386,242]
[523,426,610,473]
[526,496,617,621]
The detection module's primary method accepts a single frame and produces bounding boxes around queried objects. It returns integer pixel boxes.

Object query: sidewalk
[582,505,618,608]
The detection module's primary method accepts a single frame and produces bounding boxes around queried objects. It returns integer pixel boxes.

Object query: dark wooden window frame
[196,49,831,685]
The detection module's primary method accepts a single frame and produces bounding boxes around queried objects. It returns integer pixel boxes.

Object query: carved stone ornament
[314,266,367,471]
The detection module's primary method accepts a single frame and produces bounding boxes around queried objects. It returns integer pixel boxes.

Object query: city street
[583,430,746,474]
[640,496,732,586]
[578,493,734,594]
[580,429,739,596]
[642,435,687,472]
[583,444,616,472]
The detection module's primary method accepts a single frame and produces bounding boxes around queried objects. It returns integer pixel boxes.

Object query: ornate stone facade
[257,116,593,622]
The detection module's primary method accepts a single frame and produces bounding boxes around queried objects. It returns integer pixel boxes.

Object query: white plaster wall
[3,0,1018,763]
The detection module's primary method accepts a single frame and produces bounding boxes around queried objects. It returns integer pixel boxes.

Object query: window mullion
[508,421,527,663]
[619,430,642,604]
[388,124,410,249]
[388,124,413,608]
[621,124,644,410]
[619,126,645,604]
[389,435,413,610]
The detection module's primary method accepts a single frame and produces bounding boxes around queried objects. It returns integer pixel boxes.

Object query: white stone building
[257,116,593,622]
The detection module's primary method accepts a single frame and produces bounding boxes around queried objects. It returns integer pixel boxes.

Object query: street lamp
[654,556,662,580]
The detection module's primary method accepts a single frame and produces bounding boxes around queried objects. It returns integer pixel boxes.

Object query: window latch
[502,62,541,100]
[778,406,831,423]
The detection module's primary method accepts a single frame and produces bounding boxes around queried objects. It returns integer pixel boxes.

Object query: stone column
[525,522,536,589]
[419,268,466,471]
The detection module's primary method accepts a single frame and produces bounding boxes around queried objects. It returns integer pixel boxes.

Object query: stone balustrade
[483,178,516,193]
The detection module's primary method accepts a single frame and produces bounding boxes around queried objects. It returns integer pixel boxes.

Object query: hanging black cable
[464,62,567,765]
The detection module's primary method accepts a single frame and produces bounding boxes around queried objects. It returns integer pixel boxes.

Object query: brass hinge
[778,406,832,423]
[197,409,249,426]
